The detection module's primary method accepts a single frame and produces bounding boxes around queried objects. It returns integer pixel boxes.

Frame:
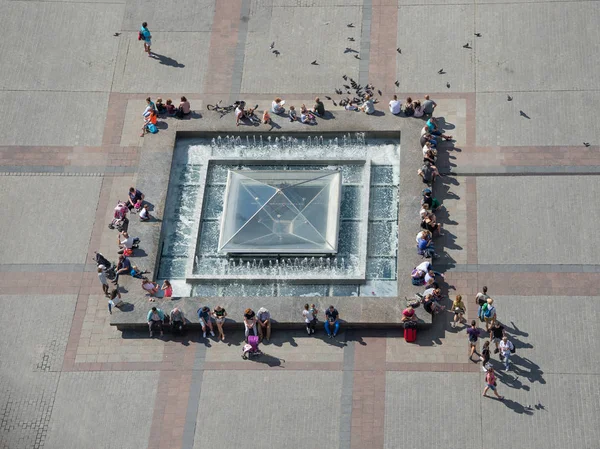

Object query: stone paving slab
[122,0,215,32]
[241,5,363,93]
[477,176,600,265]
[395,5,475,93]
[384,371,481,449]
[0,91,109,146]
[194,370,342,449]
[475,3,600,92]
[481,373,600,449]
[489,296,599,375]
[0,175,102,265]
[44,371,158,449]
[112,32,211,93]
[475,91,600,147]
[0,2,122,92]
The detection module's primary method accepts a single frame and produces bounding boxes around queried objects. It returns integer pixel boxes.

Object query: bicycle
[206,100,243,118]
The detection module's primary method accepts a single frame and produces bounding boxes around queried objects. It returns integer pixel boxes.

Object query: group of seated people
[141,96,191,136]
[415,188,444,259]
[417,117,452,185]
[269,97,324,124]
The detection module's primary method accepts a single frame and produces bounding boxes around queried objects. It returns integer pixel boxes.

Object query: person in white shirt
[117,231,134,254]
[139,204,151,221]
[303,303,316,335]
[498,336,514,371]
[389,95,401,115]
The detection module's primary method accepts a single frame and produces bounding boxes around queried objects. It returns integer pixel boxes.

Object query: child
[134,199,143,211]
[300,104,316,124]
[165,99,176,116]
[139,204,151,221]
[288,105,297,122]
[345,101,358,111]
[262,110,271,124]
[156,98,166,114]
[141,109,157,137]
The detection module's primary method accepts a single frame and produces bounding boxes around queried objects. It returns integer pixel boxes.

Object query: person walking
[467,320,481,362]
[212,306,227,341]
[303,303,316,335]
[490,321,506,353]
[482,366,503,399]
[140,22,152,56]
[499,336,514,371]
[481,340,491,372]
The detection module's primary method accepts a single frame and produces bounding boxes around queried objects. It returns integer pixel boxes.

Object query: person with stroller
[170,307,185,335]
[147,306,164,337]
[243,308,258,341]
[198,306,215,338]
[325,305,340,338]
[109,202,129,231]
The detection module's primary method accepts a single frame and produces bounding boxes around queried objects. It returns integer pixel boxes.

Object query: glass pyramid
[218,170,342,254]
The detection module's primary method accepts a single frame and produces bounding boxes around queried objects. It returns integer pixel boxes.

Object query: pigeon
[507,94,513,101]
[113,32,121,37]
[325,96,332,100]
[332,100,337,106]
[270,41,275,49]
[438,68,445,74]
[474,33,482,37]
[343,84,350,89]
[373,99,379,104]
[347,91,352,95]
[463,43,471,49]
[446,82,451,88]
[272,50,280,57]
[347,37,355,41]
[344,47,356,53]
[311,60,318,65]
[584,142,590,147]
[342,75,348,80]
[396,48,401,54]
[335,88,343,95]
[354,54,361,59]
[395,80,399,87]
[519,110,530,119]
[378,89,382,96]
[347,23,354,27]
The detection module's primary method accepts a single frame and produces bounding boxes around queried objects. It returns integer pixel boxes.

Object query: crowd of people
[141,96,192,136]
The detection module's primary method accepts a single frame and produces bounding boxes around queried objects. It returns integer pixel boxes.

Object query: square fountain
[158,133,399,297]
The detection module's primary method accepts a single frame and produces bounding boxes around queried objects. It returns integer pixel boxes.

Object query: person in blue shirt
[325,305,340,338]
[140,22,152,56]
[147,306,164,337]
[197,306,215,339]
[424,118,452,140]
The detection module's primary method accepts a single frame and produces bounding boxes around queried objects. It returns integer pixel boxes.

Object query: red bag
[123,248,133,257]
[138,31,143,41]
[404,327,417,343]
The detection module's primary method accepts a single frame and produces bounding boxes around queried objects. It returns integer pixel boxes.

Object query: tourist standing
[98,266,109,297]
[140,22,152,56]
[481,340,491,372]
[303,303,316,335]
[499,336,514,371]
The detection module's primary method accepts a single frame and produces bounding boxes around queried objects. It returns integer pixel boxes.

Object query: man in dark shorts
[489,321,506,354]
[325,305,340,338]
[467,320,481,361]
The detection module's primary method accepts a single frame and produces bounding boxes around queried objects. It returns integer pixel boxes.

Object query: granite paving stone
[44,371,158,449]
[477,176,600,265]
[122,0,215,32]
[193,371,342,449]
[0,176,102,265]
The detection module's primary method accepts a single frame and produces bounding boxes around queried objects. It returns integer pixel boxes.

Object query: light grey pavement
[44,371,158,449]
[477,176,599,265]
[0,175,102,265]
[193,371,343,449]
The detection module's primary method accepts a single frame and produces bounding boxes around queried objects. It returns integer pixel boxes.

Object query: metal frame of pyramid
[218,170,342,254]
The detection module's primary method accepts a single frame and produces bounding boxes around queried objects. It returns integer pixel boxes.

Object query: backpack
[147,123,158,134]
[483,305,494,318]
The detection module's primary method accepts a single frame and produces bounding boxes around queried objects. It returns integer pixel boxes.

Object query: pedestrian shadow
[504,321,529,337]
[510,355,546,384]
[499,398,534,415]
[253,353,285,367]
[151,53,185,68]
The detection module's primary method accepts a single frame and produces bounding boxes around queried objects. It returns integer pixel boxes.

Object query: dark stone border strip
[229,0,252,103]
[436,264,600,273]
[182,344,207,449]
[339,332,355,449]
[359,0,372,86]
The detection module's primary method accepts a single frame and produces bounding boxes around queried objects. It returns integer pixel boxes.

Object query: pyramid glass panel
[218,170,341,254]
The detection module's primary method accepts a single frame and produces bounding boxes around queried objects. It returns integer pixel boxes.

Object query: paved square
[241,5,363,93]
[384,372,481,449]
[194,371,343,449]
[123,0,215,32]
[477,176,600,265]
[0,175,102,265]
[44,371,158,449]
